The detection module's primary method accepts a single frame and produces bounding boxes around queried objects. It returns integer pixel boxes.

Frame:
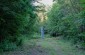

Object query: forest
[0,0,85,55]
[46,0,85,44]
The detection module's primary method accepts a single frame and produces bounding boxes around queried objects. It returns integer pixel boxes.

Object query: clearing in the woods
[0,35,85,55]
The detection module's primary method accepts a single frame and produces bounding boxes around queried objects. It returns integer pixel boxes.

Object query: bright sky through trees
[34,0,53,6]
[40,0,53,6]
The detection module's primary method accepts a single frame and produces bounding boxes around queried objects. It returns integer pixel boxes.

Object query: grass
[35,37,85,55]
[0,34,85,55]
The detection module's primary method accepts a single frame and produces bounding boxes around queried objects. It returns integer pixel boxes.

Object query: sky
[39,0,53,6]
[34,0,53,6]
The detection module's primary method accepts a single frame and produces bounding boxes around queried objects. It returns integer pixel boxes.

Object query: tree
[46,0,85,45]
[0,0,37,51]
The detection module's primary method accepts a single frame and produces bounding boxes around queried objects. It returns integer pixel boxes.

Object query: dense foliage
[46,0,85,45]
[0,0,36,51]
[1,0,85,51]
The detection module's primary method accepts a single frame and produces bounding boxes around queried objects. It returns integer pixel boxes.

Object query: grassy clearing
[0,34,85,55]
[35,37,85,55]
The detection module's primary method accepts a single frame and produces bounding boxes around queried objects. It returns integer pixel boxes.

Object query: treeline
[0,0,36,51]
[46,0,85,46]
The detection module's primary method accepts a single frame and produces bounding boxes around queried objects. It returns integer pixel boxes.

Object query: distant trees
[46,0,85,45]
[0,0,37,51]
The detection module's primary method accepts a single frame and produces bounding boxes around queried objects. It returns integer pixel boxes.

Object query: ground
[0,35,85,55]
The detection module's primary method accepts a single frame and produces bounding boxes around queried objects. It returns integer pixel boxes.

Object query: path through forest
[0,36,85,55]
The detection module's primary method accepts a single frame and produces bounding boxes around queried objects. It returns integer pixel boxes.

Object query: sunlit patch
[39,0,53,6]
[33,0,53,6]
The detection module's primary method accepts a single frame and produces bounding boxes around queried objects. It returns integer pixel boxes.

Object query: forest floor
[0,35,85,55]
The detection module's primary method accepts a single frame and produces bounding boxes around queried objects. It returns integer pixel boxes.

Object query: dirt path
[0,37,85,55]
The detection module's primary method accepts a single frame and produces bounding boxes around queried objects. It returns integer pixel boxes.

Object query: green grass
[21,34,85,55]
[1,34,85,55]
[35,37,85,55]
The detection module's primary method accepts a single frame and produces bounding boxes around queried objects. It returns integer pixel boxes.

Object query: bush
[46,0,85,45]
[0,0,37,51]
